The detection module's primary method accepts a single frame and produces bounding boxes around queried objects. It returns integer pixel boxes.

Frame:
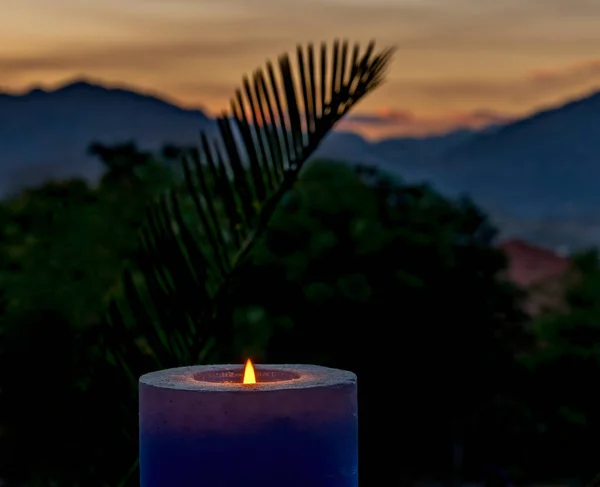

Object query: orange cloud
[342,109,415,126]
[0,38,281,82]
[387,57,600,109]
[338,108,513,139]
[528,59,600,87]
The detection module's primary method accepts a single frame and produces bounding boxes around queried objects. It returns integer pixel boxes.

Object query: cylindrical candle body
[139,364,357,487]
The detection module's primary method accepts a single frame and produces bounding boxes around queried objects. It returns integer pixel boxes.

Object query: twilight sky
[3,0,600,138]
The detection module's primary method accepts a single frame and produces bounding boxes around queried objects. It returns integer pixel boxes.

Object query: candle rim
[139,364,356,392]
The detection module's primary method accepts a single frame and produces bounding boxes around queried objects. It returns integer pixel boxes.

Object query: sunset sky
[3,0,600,138]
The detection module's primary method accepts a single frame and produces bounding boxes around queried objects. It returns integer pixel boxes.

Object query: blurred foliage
[0,141,175,486]
[0,142,174,330]
[522,249,600,481]
[228,161,533,484]
[0,143,597,486]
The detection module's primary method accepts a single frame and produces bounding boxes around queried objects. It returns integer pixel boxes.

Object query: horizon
[4,0,600,137]
[3,75,596,142]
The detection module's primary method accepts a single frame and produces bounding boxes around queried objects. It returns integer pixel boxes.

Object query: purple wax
[139,364,358,487]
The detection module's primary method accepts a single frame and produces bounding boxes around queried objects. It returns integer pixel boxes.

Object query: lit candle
[139,361,358,487]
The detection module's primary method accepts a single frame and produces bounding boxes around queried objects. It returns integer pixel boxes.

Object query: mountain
[1,78,600,250]
[433,90,600,219]
[316,92,600,250]
[321,90,600,250]
[313,128,480,182]
[0,80,215,194]
[421,90,600,250]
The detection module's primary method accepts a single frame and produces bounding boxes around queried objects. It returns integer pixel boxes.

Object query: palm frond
[102,39,394,376]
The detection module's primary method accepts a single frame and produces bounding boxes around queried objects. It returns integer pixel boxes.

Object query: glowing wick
[243,359,256,384]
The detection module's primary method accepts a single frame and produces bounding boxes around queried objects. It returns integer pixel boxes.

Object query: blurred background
[2,1,600,486]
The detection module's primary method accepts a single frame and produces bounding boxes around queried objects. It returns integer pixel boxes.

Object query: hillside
[434,90,600,218]
[422,89,600,250]
[1,79,600,249]
[0,80,214,194]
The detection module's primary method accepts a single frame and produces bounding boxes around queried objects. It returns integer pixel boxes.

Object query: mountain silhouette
[418,89,600,250]
[433,89,600,218]
[0,78,599,249]
[0,79,214,194]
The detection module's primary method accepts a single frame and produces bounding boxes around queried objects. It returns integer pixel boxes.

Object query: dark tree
[227,161,531,484]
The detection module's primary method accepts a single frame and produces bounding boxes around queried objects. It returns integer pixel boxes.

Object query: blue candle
[139,363,358,487]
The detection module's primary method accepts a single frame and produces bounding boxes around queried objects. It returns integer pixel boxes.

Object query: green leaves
[102,39,394,380]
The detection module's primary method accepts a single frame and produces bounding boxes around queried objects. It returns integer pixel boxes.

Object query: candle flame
[243,359,256,384]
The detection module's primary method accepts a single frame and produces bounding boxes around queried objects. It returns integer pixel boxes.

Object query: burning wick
[243,359,256,384]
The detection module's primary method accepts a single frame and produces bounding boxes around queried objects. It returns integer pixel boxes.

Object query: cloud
[383,57,600,110]
[510,0,600,16]
[528,59,600,89]
[25,0,443,45]
[453,109,511,125]
[338,108,513,139]
[345,109,415,126]
[0,38,280,79]
[144,56,600,134]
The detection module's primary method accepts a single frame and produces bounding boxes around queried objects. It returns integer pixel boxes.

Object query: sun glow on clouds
[339,108,514,139]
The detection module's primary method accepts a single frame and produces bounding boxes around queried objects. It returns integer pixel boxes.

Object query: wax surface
[139,364,357,487]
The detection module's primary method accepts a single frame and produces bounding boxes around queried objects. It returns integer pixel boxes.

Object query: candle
[139,362,358,487]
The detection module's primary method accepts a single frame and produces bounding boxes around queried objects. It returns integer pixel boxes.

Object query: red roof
[499,239,570,287]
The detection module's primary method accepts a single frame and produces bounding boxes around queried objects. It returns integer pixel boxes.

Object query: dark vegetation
[0,40,598,487]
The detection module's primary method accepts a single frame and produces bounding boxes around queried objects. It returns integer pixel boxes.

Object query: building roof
[499,239,570,288]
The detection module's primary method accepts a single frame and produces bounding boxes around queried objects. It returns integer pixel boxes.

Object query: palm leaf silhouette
[101,39,394,382]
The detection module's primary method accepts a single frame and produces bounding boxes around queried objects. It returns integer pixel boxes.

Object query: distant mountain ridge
[1,78,600,250]
[0,80,214,194]
[0,80,210,117]
[428,87,600,250]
